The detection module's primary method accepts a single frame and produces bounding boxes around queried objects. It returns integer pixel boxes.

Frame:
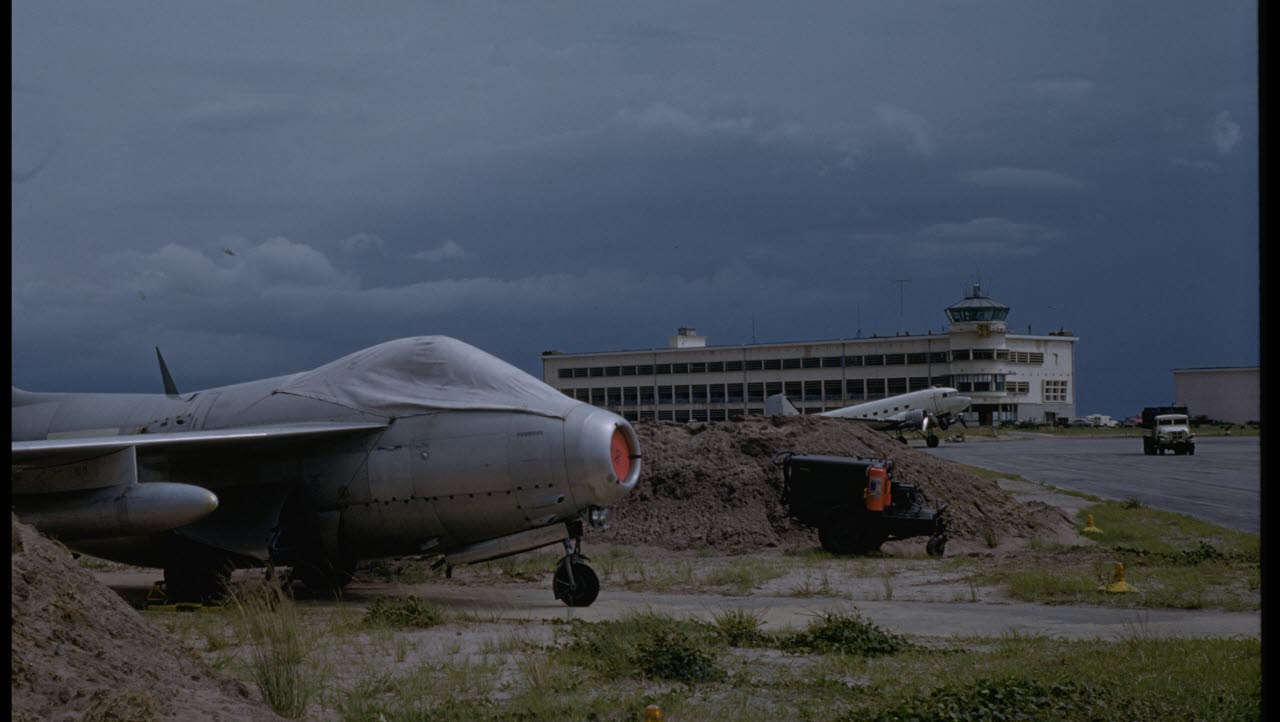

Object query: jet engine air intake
[562,406,642,509]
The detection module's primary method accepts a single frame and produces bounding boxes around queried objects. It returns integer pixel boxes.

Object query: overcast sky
[12,1,1257,418]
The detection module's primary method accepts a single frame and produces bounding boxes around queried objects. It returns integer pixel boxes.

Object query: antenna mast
[891,279,911,335]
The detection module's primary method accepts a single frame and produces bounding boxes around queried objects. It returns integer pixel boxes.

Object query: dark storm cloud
[11,1,1257,417]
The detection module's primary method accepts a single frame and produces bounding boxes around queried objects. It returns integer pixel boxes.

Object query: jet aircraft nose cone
[563,405,642,507]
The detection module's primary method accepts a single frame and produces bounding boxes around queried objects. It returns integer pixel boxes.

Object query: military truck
[1141,406,1195,455]
[776,452,948,556]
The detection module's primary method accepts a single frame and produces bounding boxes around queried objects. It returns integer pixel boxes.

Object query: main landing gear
[925,433,940,448]
[553,537,600,607]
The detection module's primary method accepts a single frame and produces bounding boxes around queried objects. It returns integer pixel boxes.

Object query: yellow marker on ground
[1082,514,1102,534]
[1098,562,1138,593]
[644,704,664,721]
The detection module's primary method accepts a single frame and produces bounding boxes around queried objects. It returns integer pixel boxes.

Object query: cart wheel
[926,535,947,557]
[819,522,882,555]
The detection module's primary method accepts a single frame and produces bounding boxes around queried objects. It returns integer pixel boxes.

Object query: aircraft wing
[12,421,389,493]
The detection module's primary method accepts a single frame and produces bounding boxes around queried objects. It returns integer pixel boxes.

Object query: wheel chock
[1082,514,1102,534]
[1098,562,1138,593]
[141,581,227,612]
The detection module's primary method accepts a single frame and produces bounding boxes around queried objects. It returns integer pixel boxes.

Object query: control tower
[945,284,1009,338]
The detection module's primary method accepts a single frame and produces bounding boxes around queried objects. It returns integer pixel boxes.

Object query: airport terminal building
[541,285,1077,426]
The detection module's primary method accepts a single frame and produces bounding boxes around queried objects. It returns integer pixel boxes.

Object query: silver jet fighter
[12,336,642,607]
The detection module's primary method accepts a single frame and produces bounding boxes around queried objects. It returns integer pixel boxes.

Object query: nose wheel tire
[553,559,600,607]
[925,434,940,448]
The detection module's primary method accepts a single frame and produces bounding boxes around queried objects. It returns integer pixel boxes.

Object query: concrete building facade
[541,285,1077,426]
[1172,367,1260,423]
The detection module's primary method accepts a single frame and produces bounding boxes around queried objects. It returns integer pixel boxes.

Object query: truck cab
[1142,406,1195,456]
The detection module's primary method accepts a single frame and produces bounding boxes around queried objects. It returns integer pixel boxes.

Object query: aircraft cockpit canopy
[273,336,580,419]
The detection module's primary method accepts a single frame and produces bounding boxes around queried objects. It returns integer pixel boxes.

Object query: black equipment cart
[777,452,948,556]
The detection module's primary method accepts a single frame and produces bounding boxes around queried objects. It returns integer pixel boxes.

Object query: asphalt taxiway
[925,435,1260,532]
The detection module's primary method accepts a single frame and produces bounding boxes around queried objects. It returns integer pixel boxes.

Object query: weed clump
[564,611,724,682]
[634,629,727,684]
[780,609,908,657]
[363,595,446,628]
[858,678,1112,722]
[708,608,768,647]
[231,580,316,719]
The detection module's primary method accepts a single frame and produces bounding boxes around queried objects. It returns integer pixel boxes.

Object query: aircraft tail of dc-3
[11,336,641,607]
[765,387,970,448]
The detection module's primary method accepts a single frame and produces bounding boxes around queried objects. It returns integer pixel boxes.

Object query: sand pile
[598,415,1067,553]
[10,515,282,722]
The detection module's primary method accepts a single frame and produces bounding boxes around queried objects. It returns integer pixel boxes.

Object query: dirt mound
[598,416,1062,553]
[10,515,282,722]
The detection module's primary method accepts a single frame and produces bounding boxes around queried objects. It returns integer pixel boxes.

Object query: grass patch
[707,607,769,647]
[230,580,320,719]
[779,608,910,657]
[474,550,561,581]
[634,628,728,683]
[562,609,722,680]
[1077,501,1259,557]
[615,559,697,592]
[787,572,839,597]
[242,604,1259,722]
[852,677,1113,722]
[959,464,1030,483]
[359,558,433,584]
[846,636,1260,722]
[362,595,446,628]
[699,558,787,595]
[968,557,1259,611]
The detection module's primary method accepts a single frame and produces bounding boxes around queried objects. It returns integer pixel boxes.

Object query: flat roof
[542,333,1078,359]
[1172,366,1259,373]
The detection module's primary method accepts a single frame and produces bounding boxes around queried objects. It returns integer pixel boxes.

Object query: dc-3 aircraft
[765,386,971,447]
[11,336,641,607]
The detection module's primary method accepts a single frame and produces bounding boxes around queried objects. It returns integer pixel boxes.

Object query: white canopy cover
[274,336,579,419]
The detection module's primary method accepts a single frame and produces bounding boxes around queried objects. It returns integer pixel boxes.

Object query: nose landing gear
[553,537,600,607]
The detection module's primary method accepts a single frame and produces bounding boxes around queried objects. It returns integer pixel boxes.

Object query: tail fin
[155,347,180,396]
[764,394,800,417]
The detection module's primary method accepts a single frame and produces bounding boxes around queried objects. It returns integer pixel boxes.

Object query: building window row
[1005,381,1030,394]
[950,374,1007,393]
[949,349,1044,364]
[556,352,954,379]
[562,376,954,407]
